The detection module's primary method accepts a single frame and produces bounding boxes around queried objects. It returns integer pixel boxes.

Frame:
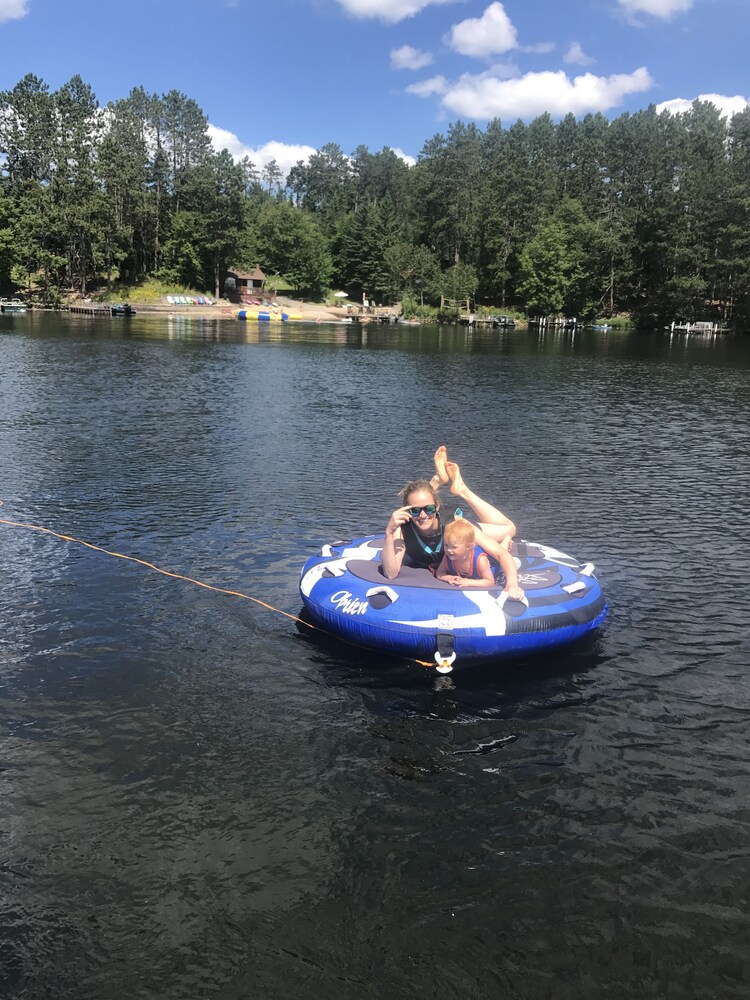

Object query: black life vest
[402,515,443,569]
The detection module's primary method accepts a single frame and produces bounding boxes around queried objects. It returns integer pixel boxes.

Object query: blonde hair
[398,479,440,507]
[444,519,475,545]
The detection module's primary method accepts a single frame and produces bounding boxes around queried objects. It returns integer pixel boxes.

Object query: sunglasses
[408,504,438,517]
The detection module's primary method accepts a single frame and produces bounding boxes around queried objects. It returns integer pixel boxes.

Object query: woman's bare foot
[433,445,450,484]
[446,461,466,497]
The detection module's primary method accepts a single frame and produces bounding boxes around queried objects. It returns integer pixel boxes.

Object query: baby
[435,519,496,589]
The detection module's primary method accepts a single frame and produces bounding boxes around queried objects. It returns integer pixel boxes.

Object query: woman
[380,446,524,599]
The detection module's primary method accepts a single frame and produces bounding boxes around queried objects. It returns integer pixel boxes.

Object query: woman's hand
[386,506,414,535]
[504,583,525,601]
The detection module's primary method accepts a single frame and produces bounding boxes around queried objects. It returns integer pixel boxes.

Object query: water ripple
[2,316,750,998]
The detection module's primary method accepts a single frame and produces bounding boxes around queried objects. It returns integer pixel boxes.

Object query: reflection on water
[1,312,750,998]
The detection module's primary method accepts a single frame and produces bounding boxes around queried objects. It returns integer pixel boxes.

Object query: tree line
[1,72,749,326]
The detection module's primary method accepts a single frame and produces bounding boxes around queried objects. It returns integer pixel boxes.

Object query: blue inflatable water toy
[299,535,607,671]
[236,309,290,321]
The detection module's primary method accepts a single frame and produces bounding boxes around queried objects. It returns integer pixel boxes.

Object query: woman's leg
[446,461,516,542]
[471,527,510,561]
[473,529,522,597]
[429,444,451,491]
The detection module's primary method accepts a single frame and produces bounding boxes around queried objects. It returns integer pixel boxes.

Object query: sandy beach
[127,296,352,322]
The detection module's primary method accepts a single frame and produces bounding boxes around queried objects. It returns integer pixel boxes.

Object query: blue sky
[1,0,747,173]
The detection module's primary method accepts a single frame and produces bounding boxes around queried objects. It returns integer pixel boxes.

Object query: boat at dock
[0,298,27,314]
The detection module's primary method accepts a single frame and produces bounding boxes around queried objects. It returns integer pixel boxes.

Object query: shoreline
[19,294,353,322]
[104,297,348,322]
[34,299,536,328]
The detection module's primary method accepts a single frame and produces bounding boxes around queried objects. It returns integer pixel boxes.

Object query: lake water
[1,311,749,999]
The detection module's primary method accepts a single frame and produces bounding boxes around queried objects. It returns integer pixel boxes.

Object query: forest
[1,72,749,326]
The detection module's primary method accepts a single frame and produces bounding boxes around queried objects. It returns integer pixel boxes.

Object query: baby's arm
[436,555,464,587]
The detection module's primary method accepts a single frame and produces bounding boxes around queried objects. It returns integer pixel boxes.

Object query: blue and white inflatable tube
[299,534,607,668]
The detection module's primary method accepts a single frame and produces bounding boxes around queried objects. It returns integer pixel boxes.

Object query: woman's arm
[380,507,411,579]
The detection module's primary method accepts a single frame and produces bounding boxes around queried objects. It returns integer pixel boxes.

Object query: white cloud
[336,0,454,23]
[208,125,317,176]
[521,41,555,55]
[406,75,448,97]
[208,124,252,159]
[656,93,750,118]
[447,2,518,58]
[485,60,519,80]
[209,126,416,174]
[0,0,29,23]
[618,0,693,20]
[391,147,417,166]
[439,66,653,119]
[251,140,319,175]
[391,44,433,70]
[564,41,594,66]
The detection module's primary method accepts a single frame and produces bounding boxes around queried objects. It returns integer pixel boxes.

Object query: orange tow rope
[0,500,312,628]
[0,500,438,668]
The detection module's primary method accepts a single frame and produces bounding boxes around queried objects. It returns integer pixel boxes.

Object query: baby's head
[444,518,475,557]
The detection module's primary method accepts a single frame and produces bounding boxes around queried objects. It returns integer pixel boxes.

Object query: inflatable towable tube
[299,534,607,670]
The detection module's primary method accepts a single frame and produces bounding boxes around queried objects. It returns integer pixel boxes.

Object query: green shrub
[97,278,213,303]
[401,295,440,321]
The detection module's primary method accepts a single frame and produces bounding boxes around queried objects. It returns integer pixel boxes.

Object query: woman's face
[405,488,439,534]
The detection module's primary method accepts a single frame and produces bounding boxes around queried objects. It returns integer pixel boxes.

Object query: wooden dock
[668,320,728,335]
[440,299,517,328]
[68,304,112,316]
[344,307,400,324]
[528,316,578,330]
[458,314,516,328]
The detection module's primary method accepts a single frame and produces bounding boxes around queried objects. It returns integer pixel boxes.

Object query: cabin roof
[228,265,266,281]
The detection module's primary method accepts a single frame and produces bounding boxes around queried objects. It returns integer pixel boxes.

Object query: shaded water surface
[1,312,749,998]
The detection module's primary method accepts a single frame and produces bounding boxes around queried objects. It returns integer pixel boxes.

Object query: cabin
[224,265,266,304]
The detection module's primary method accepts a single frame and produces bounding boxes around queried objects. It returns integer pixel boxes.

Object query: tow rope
[0,501,437,669]
[0,500,312,626]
